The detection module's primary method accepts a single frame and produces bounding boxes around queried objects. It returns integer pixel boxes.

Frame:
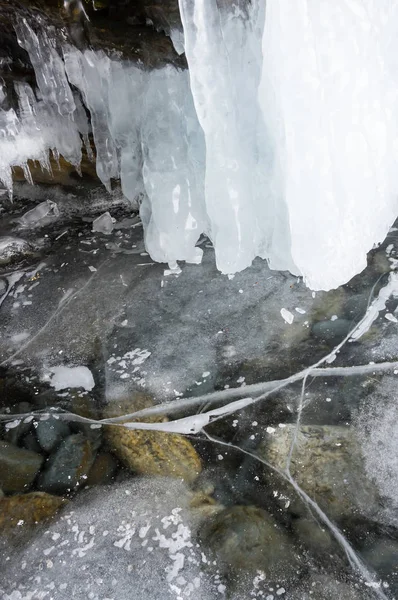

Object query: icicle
[15,18,76,116]
[64,48,118,190]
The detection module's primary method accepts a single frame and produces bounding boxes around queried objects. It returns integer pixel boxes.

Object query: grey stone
[0,440,43,493]
[37,433,95,495]
[35,417,71,453]
[311,318,351,342]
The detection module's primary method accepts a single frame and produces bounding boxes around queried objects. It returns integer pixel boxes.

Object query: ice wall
[179,0,398,289]
[259,1,398,290]
[2,3,398,289]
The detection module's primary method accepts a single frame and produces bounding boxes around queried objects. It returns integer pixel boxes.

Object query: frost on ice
[2,2,398,289]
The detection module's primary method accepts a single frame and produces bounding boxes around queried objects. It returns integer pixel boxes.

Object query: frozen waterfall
[1,2,398,290]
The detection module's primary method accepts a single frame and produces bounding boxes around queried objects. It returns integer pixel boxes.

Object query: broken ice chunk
[280,308,294,324]
[92,212,115,235]
[42,365,95,391]
[17,200,59,228]
[169,29,185,55]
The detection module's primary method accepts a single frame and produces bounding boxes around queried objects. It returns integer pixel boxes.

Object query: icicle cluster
[2,2,398,290]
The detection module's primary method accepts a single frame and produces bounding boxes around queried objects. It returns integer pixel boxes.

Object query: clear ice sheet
[1,204,398,597]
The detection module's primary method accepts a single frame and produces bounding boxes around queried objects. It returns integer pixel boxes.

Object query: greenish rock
[0,440,43,493]
[311,318,351,342]
[257,425,379,522]
[37,433,95,495]
[200,505,298,578]
[343,293,369,320]
[35,417,71,453]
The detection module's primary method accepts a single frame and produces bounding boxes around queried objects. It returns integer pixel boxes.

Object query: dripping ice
[2,3,398,290]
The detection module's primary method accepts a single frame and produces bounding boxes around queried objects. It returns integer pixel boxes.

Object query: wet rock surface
[105,422,202,482]
[35,416,71,453]
[104,394,202,482]
[0,236,34,266]
[0,440,43,493]
[85,451,118,486]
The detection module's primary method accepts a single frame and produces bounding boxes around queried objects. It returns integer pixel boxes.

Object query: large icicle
[259,0,398,290]
[140,66,207,264]
[180,0,398,289]
[178,0,297,275]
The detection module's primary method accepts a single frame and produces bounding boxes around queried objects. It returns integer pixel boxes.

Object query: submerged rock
[37,433,95,494]
[105,424,202,483]
[0,492,66,532]
[200,505,298,578]
[0,440,43,493]
[104,394,202,483]
[257,425,379,522]
[85,451,118,486]
[35,416,71,453]
[311,318,351,342]
[0,236,34,265]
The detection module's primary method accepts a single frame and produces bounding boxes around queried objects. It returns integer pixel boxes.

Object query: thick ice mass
[2,1,398,289]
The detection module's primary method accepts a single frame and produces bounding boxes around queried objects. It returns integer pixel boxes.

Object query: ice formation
[1,3,398,289]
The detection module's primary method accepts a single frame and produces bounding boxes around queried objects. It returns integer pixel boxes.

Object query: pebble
[37,433,95,495]
[35,417,71,453]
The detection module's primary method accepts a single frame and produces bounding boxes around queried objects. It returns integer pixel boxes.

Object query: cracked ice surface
[2,206,398,596]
